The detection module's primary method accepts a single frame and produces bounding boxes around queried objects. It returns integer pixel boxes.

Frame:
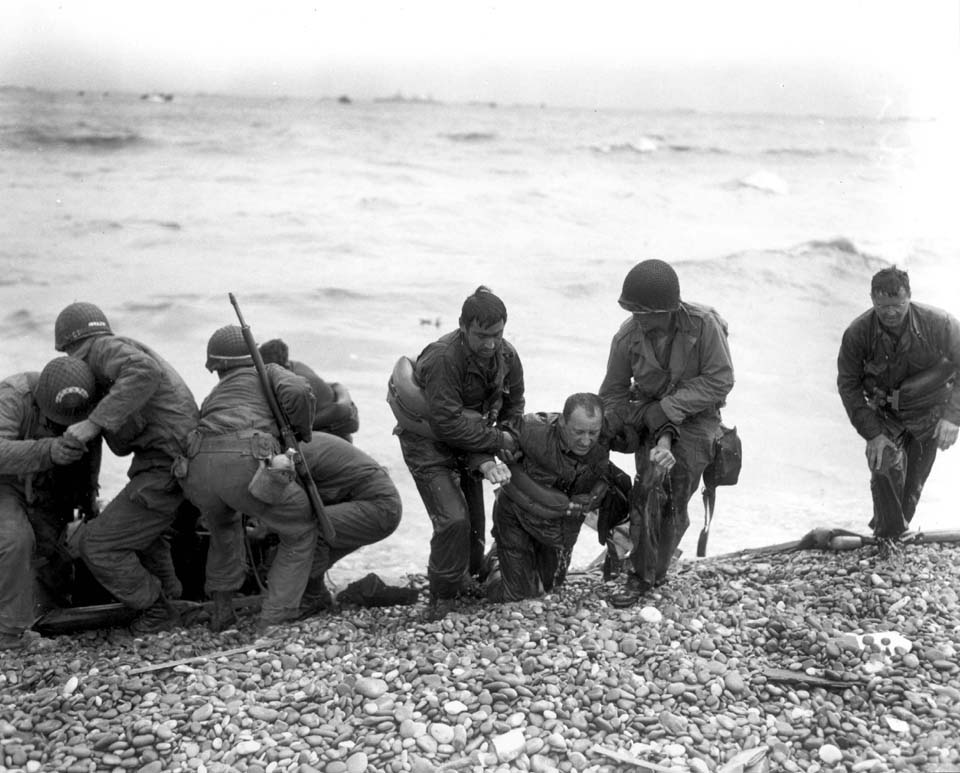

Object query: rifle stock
[228,293,336,543]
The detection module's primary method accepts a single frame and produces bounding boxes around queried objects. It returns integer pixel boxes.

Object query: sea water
[2,87,958,582]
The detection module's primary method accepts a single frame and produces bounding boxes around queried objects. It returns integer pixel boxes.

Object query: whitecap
[738,170,790,195]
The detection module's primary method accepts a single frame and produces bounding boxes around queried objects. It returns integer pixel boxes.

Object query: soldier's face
[872,288,910,330]
[560,407,603,457]
[461,320,504,359]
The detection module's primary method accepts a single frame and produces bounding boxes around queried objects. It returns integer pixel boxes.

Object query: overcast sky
[3,0,958,115]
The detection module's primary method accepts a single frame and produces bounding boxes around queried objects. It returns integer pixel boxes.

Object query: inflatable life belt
[500,466,608,521]
[387,356,438,439]
[386,357,485,440]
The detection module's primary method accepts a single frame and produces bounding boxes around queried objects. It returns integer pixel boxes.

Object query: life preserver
[386,356,438,439]
[499,466,609,521]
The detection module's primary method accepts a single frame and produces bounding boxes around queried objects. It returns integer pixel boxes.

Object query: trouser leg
[413,471,471,599]
[323,476,402,567]
[870,433,939,537]
[0,490,36,636]
[488,500,541,602]
[902,435,938,525]
[79,471,181,610]
[629,420,713,587]
[203,507,247,594]
[460,473,486,577]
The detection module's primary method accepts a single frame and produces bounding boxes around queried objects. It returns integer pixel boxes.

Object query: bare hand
[480,461,512,485]
[66,419,101,445]
[934,419,959,451]
[865,434,900,471]
[50,435,87,465]
[649,445,675,473]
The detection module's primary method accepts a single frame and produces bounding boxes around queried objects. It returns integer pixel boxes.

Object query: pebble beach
[1,540,958,773]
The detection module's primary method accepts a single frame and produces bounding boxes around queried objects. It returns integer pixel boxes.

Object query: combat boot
[608,574,651,609]
[209,590,238,633]
[299,575,337,620]
[130,592,180,635]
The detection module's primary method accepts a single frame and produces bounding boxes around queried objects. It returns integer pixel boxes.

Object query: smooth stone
[355,677,389,699]
[818,744,843,764]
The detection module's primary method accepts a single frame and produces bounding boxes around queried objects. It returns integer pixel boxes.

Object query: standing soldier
[55,302,199,634]
[181,325,319,632]
[0,357,100,650]
[390,286,524,619]
[838,266,960,543]
[599,260,734,606]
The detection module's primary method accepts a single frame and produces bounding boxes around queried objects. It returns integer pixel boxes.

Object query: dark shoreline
[1,541,958,772]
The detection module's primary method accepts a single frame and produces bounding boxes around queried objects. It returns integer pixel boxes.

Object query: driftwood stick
[127,639,278,675]
[590,745,677,772]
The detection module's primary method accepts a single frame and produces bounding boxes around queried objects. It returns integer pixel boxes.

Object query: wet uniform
[838,301,960,537]
[0,373,100,636]
[397,329,524,599]
[72,335,198,610]
[180,364,317,624]
[489,411,614,602]
[600,302,734,588]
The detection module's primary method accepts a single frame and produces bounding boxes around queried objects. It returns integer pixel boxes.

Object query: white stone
[492,729,526,762]
[884,716,910,734]
[639,606,663,624]
[818,744,843,764]
[443,700,468,716]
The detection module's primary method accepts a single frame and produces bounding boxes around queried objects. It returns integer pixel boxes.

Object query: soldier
[283,432,404,612]
[259,339,360,442]
[180,325,318,631]
[599,260,734,606]
[838,266,960,542]
[485,393,631,602]
[55,302,199,634]
[0,357,100,650]
[390,286,524,619]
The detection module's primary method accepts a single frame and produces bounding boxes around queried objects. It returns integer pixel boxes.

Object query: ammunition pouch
[702,424,742,490]
[247,456,296,505]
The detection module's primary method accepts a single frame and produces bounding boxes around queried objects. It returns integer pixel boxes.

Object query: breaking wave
[6,123,144,151]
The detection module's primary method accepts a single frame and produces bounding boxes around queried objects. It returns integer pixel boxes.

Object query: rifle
[228,293,336,543]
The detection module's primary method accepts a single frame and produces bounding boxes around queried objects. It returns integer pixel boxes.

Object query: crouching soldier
[0,357,101,650]
[599,260,734,606]
[180,326,319,632]
[485,393,630,602]
[295,433,403,609]
[56,302,199,634]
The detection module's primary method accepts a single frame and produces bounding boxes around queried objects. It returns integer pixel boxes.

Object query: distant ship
[373,92,439,104]
[141,92,174,103]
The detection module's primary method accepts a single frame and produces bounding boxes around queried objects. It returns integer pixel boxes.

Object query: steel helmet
[206,325,253,371]
[618,259,681,312]
[36,356,98,427]
[55,302,113,351]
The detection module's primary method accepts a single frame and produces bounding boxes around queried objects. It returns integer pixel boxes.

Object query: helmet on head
[36,357,98,427]
[618,259,680,312]
[206,325,253,372]
[55,302,112,351]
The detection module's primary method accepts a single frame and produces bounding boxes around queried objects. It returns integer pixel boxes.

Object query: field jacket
[71,335,199,463]
[197,364,315,442]
[413,330,525,453]
[599,302,734,433]
[838,301,960,439]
